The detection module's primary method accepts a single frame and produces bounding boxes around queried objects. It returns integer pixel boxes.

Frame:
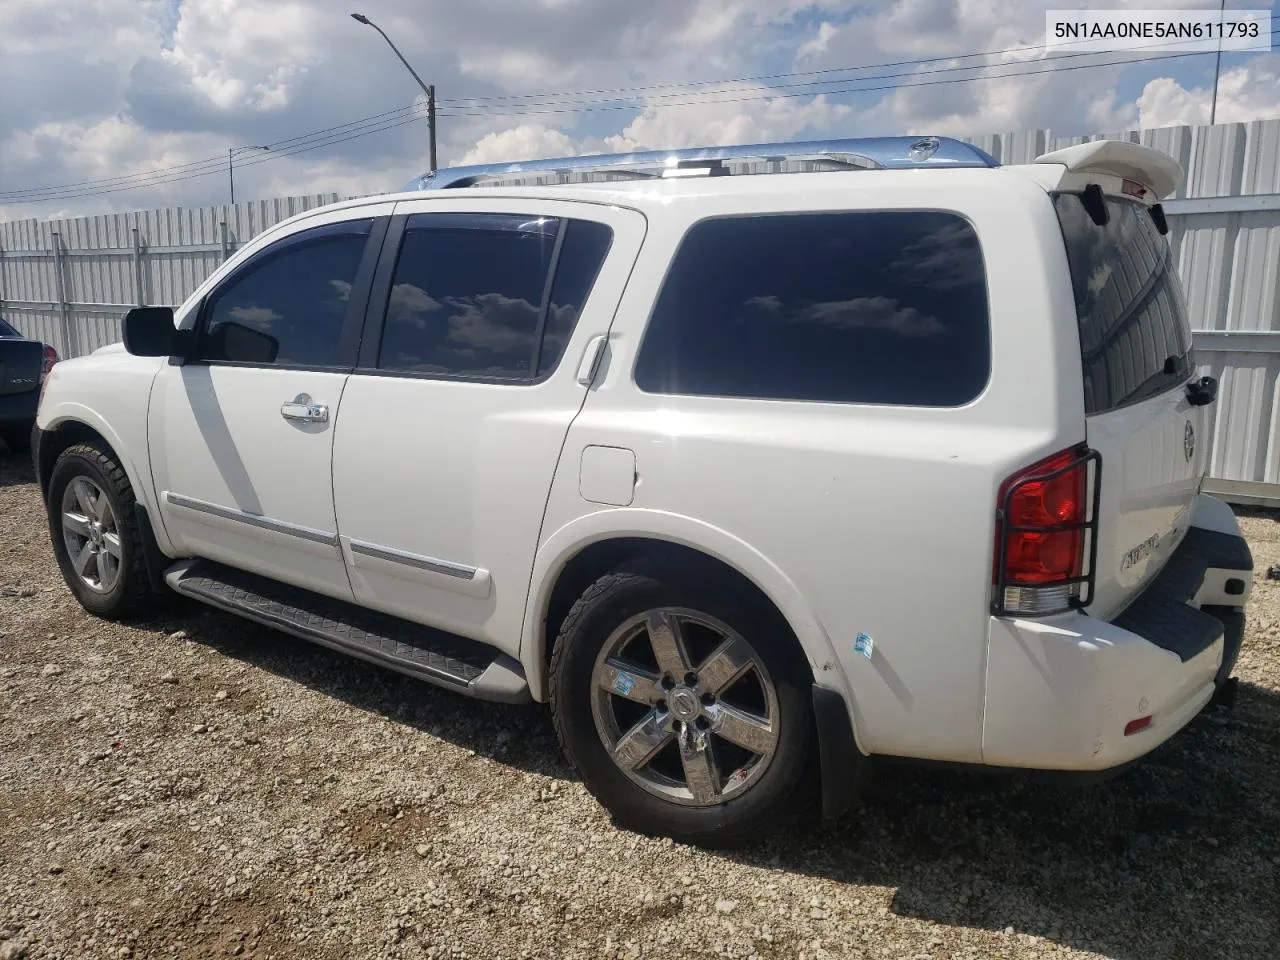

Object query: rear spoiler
[1033,141,1182,201]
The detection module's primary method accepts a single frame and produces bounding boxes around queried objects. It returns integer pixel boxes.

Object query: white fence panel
[4,120,1280,501]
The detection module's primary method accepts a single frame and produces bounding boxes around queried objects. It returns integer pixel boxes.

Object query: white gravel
[1,449,1278,959]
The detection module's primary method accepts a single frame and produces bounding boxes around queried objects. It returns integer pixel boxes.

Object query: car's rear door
[330,198,645,657]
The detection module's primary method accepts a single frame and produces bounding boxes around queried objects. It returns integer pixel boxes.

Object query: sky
[1,0,1278,221]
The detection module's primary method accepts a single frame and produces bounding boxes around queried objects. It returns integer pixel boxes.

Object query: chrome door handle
[281,394,329,423]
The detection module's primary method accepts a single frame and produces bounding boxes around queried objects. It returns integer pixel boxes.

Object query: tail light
[993,445,1100,617]
[37,343,59,409]
[40,344,58,381]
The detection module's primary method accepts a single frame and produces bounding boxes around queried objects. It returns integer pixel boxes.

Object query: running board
[164,559,530,703]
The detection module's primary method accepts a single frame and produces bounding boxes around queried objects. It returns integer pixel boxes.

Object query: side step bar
[165,559,530,703]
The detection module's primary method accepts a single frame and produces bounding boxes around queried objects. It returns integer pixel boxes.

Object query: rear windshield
[1053,193,1193,415]
[0,318,22,338]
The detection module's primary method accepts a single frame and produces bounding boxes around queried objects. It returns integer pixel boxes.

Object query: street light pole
[351,12,436,171]
[228,145,270,205]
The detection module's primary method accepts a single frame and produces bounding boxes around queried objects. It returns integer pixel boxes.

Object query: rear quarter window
[633,211,990,406]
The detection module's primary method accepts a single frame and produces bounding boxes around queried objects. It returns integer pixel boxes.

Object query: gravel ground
[1,448,1277,960]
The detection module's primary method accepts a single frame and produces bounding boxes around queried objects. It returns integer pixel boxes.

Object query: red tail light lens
[41,344,59,381]
[994,446,1092,615]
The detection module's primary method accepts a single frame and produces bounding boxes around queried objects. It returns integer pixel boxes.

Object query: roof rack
[402,135,999,192]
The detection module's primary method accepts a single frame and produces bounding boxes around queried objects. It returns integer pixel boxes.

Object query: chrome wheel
[60,477,122,594]
[590,608,780,807]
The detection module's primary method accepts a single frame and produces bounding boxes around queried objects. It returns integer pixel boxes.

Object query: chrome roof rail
[402,135,999,192]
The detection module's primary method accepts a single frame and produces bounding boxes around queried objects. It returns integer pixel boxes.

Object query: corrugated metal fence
[2,119,1280,501]
[0,194,341,358]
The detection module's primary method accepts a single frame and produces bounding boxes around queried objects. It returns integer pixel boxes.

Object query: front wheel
[550,565,811,847]
[47,443,152,619]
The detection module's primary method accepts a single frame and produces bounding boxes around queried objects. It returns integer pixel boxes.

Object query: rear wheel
[47,443,151,618]
[550,565,811,847]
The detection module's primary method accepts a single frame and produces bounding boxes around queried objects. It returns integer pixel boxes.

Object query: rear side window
[634,212,990,406]
[1053,194,1192,415]
[377,213,612,380]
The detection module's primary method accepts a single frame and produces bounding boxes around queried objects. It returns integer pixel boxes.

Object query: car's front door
[148,209,389,599]
[330,200,646,655]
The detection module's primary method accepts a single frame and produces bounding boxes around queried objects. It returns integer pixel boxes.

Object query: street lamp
[350,12,437,171]
[228,145,270,205]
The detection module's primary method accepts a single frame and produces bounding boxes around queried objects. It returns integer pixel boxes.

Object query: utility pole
[351,13,437,171]
[228,145,270,205]
[1210,0,1226,125]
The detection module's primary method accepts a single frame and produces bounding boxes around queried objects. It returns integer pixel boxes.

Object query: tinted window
[635,212,990,406]
[0,318,22,338]
[538,219,612,377]
[198,220,371,367]
[379,214,555,379]
[1053,194,1192,414]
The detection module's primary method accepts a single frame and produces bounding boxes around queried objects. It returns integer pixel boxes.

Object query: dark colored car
[0,317,58,454]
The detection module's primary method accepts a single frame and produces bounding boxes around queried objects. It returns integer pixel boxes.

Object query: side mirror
[122,306,177,357]
[216,322,279,364]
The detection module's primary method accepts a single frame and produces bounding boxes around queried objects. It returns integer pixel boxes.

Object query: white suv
[34,136,1252,846]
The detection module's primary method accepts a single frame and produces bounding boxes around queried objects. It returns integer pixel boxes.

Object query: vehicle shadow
[135,599,567,778]
[0,447,36,488]
[149,600,1278,959]
[727,681,1280,960]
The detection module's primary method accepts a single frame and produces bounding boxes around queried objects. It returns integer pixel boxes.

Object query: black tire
[550,563,811,847]
[0,427,31,455]
[47,442,152,619]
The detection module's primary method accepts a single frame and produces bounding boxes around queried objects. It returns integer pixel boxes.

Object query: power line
[430,42,1236,114]
[432,28,1260,105]
[2,107,434,204]
[5,30,1272,204]
[434,41,1275,120]
[0,100,424,200]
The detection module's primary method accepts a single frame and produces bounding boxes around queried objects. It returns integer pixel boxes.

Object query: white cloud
[3,0,1279,221]
[1136,55,1280,129]
[604,87,853,152]
[461,125,583,165]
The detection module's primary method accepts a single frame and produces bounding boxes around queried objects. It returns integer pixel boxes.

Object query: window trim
[358,211,600,386]
[630,208,994,410]
[181,216,389,373]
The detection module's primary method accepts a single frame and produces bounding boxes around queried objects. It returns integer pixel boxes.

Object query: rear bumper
[982,494,1250,772]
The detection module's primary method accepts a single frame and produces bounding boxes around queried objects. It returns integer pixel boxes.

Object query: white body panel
[148,365,353,597]
[35,158,1248,778]
[35,349,175,554]
[331,199,647,654]
[1086,389,1211,618]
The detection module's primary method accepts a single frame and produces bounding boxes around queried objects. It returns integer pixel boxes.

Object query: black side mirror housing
[212,321,279,364]
[122,306,178,357]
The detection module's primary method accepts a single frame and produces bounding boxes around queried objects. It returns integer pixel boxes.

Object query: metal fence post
[51,231,77,359]
[132,226,146,307]
[0,243,6,319]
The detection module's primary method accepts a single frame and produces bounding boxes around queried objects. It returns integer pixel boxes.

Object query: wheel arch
[37,407,174,556]
[520,509,845,705]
